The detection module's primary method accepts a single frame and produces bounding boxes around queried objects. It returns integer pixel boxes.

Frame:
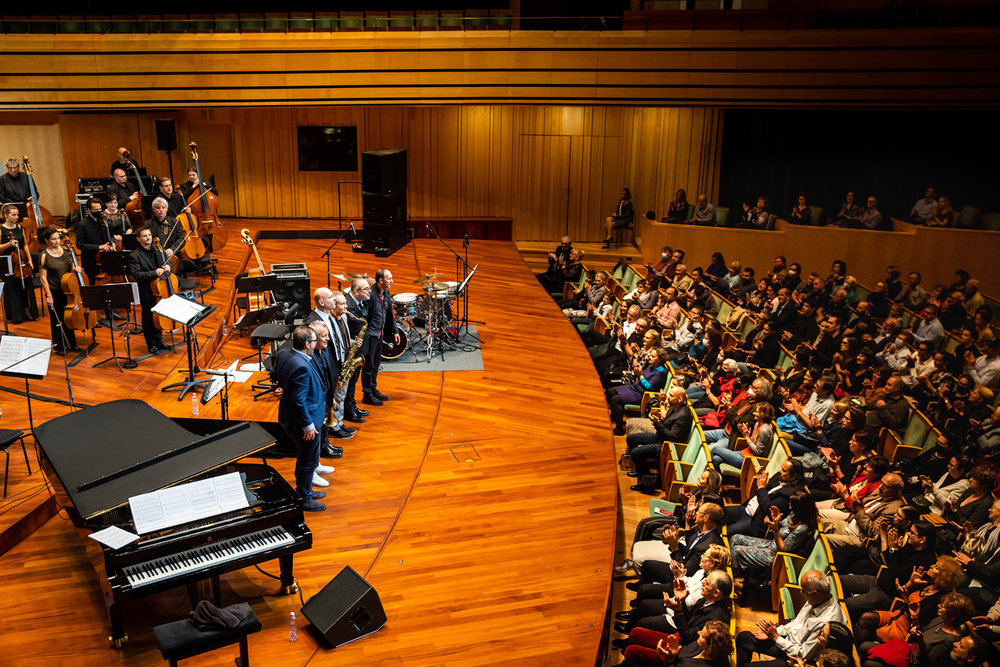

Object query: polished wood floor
[0,223,618,667]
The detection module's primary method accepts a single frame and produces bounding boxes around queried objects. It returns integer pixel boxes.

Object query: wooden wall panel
[0,124,69,217]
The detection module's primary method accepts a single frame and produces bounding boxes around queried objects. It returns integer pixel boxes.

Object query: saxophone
[337,314,367,388]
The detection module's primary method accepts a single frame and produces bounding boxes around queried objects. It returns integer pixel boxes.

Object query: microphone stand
[321,234,344,289]
[48,303,77,411]
[424,222,483,346]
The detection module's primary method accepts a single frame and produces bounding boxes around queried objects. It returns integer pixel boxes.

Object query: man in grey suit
[344,278,372,421]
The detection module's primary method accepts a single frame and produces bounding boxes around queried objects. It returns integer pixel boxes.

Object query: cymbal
[344,272,377,285]
[329,272,350,280]
[425,282,450,292]
[411,272,443,284]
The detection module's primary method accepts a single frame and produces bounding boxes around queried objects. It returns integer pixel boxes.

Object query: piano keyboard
[124,526,294,589]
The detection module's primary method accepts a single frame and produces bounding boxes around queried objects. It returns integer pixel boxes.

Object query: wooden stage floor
[0,222,617,667]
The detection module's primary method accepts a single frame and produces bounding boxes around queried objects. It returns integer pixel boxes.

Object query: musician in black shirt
[108,146,135,177]
[0,158,35,221]
[107,168,139,208]
[152,177,190,218]
[128,226,169,354]
[75,198,116,285]
[146,197,195,275]
[178,166,218,199]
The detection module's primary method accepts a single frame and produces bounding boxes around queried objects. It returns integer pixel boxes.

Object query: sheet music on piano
[129,472,250,535]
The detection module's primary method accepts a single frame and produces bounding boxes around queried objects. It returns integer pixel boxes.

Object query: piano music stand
[236,274,277,316]
[155,295,216,401]
[81,284,139,372]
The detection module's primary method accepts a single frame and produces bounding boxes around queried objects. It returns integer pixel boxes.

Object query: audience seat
[715,207,729,227]
[773,533,840,618]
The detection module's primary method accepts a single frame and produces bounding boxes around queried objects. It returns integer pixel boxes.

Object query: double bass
[60,238,98,331]
[187,142,228,250]
[21,156,52,253]
[240,229,271,311]
[152,237,180,332]
[122,150,149,234]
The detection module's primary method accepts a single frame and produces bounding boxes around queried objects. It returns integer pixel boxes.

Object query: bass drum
[381,329,408,360]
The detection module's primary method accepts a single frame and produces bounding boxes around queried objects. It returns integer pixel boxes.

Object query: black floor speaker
[362,189,408,255]
[361,149,407,195]
[301,566,387,647]
[155,119,177,152]
[271,273,311,313]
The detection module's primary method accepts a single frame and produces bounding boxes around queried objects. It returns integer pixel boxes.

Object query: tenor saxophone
[337,315,367,388]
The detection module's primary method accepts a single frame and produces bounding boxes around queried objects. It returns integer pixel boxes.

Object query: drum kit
[392,272,461,361]
[329,270,460,362]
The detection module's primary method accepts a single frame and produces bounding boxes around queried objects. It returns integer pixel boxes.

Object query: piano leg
[106,592,127,648]
[212,575,222,607]
[279,555,299,595]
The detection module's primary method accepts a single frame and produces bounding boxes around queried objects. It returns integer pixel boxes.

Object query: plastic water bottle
[288,612,297,641]
[191,392,199,416]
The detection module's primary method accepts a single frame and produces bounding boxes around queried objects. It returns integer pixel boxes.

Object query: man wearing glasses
[272,325,328,512]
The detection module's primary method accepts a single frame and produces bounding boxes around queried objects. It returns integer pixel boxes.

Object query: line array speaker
[361,149,407,195]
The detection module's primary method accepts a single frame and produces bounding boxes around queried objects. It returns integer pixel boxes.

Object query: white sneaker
[613,558,633,574]
[312,472,329,487]
[315,464,335,474]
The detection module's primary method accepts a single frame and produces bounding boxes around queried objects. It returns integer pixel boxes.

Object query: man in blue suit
[273,325,328,512]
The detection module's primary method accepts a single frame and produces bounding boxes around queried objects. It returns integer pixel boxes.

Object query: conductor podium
[360,149,409,257]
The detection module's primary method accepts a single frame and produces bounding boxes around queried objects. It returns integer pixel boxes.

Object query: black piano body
[35,400,312,648]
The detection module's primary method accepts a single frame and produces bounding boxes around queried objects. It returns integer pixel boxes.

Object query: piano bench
[153,603,261,667]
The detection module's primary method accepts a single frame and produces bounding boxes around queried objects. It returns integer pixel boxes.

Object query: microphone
[349,219,357,236]
[205,369,236,377]
[426,223,430,238]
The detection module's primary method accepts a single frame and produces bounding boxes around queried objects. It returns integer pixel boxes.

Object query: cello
[122,150,149,232]
[60,237,97,331]
[21,156,52,253]
[186,142,228,250]
[152,237,180,332]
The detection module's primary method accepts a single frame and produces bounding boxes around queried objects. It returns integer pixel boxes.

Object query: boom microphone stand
[424,223,483,346]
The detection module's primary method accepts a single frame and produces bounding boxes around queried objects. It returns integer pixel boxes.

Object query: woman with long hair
[731,491,818,574]
[0,203,38,323]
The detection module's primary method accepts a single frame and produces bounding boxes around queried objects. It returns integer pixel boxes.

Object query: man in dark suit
[725,459,804,538]
[627,386,692,490]
[617,560,732,639]
[76,197,118,286]
[782,301,821,348]
[304,322,338,488]
[128,226,169,354]
[344,278,372,422]
[272,326,328,512]
[772,288,798,332]
[805,315,842,369]
[309,293,356,444]
[107,168,139,209]
[362,268,400,406]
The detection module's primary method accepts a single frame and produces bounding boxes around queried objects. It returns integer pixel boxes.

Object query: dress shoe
[321,445,344,458]
[611,638,630,651]
[614,622,629,635]
[302,499,326,512]
[372,389,389,401]
[53,349,66,357]
[352,408,369,417]
[69,346,83,353]
[339,425,356,434]
[614,611,632,622]
[625,581,640,592]
[630,485,656,494]
[310,491,326,500]
[315,464,335,474]
[330,428,354,439]
[312,472,329,487]
[362,394,383,406]
[626,471,638,478]
[343,412,366,423]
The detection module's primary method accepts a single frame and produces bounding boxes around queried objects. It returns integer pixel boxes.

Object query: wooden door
[514,135,571,241]
[186,123,235,216]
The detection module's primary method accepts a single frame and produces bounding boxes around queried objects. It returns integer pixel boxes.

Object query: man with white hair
[342,277,372,422]
[735,570,846,666]
[0,158,34,221]
[146,197,188,262]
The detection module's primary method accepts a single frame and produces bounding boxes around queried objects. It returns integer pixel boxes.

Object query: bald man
[823,472,904,555]
[109,146,137,178]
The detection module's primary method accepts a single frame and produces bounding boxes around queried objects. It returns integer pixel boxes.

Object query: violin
[9,234,33,283]
[59,239,97,331]
[122,150,149,230]
[186,142,228,250]
[21,156,52,253]
[152,237,180,332]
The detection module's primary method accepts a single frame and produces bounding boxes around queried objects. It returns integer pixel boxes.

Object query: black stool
[153,603,261,667]
[0,429,32,498]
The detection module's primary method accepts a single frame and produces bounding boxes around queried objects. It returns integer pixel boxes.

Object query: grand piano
[35,399,312,647]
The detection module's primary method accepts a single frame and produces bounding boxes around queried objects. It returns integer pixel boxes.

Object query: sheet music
[89,525,139,550]
[128,472,250,535]
[151,294,210,326]
[0,336,52,378]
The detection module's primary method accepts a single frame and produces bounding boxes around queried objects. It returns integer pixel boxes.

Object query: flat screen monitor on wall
[297,126,358,172]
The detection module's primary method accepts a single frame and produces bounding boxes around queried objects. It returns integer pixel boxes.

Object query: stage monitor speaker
[155,119,177,152]
[271,273,311,313]
[361,149,407,195]
[362,190,408,254]
[301,566,387,648]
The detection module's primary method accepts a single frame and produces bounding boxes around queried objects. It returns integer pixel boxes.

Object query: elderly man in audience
[964,279,985,315]
[626,385,692,490]
[652,286,683,331]
[911,303,946,347]
[896,271,929,310]
[909,187,938,224]
[691,194,716,226]
[864,374,909,433]
[558,269,607,311]
[941,290,971,331]
[965,337,1000,388]
[823,472,904,555]
[671,264,691,293]
[876,330,913,372]
[868,316,900,350]
[735,570,847,667]
[586,303,641,357]
[665,306,704,361]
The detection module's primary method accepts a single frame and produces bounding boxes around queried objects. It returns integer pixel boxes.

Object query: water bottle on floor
[288,612,297,641]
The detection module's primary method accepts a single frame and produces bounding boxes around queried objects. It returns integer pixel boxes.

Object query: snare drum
[392,292,419,320]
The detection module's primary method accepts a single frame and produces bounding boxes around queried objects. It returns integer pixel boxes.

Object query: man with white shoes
[308,320,353,491]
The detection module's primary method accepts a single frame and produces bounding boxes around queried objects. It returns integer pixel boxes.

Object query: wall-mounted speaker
[155,119,177,152]
[301,566,387,648]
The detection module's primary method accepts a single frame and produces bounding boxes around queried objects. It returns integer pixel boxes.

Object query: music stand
[0,335,52,438]
[233,303,281,359]
[236,274,277,314]
[155,294,216,400]
[121,235,142,252]
[81,283,139,372]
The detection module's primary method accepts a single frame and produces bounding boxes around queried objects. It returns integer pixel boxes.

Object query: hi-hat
[424,282,450,292]
[329,272,350,281]
[412,272,443,284]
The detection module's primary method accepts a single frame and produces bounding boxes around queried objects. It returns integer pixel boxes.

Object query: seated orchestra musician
[107,168,139,207]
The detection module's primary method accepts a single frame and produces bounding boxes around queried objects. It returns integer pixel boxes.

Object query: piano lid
[35,399,275,520]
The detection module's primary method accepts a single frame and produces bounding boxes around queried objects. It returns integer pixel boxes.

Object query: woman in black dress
[37,226,82,355]
[0,203,38,324]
